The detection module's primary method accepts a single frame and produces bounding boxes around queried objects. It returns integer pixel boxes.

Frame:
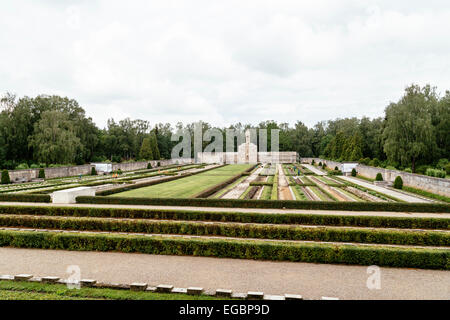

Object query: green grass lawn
[0,280,219,300]
[112,164,253,198]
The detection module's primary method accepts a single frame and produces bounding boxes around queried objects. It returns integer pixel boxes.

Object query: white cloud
[1,0,449,128]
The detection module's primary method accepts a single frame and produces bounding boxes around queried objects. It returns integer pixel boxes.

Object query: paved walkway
[1,202,448,218]
[222,167,263,199]
[302,164,326,176]
[0,248,448,300]
[340,176,431,203]
[278,164,293,200]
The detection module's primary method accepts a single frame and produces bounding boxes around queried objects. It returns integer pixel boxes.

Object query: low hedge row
[0,230,448,269]
[249,182,273,186]
[0,215,448,246]
[1,206,447,230]
[0,194,51,203]
[76,196,450,213]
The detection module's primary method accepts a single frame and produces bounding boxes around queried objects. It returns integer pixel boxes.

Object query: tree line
[0,84,448,174]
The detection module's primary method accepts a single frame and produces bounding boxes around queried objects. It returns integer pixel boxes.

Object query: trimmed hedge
[0,194,51,203]
[0,215,448,247]
[0,205,447,230]
[76,196,450,213]
[0,230,448,270]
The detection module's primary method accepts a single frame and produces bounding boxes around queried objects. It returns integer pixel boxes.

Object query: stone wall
[6,158,194,183]
[300,157,450,197]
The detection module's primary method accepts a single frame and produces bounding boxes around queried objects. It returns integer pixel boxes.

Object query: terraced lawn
[112,164,253,198]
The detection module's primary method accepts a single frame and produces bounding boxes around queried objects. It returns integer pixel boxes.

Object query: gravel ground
[0,247,448,300]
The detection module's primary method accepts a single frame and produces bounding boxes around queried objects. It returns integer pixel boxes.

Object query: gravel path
[302,164,326,176]
[1,247,448,300]
[222,167,263,199]
[339,176,432,203]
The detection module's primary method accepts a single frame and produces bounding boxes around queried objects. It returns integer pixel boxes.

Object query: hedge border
[76,196,450,213]
[0,230,448,270]
[0,215,448,247]
[1,205,447,230]
[0,194,51,203]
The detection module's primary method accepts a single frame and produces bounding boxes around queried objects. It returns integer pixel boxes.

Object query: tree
[383,85,436,172]
[149,132,160,160]
[1,169,10,184]
[139,137,153,160]
[393,176,403,189]
[376,173,383,181]
[29,110,82,164]
[38,168,45,179]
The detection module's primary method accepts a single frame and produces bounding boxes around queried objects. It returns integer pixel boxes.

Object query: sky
[1,0,450,129]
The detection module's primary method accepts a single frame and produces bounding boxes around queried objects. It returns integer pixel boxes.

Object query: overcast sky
[1,1,450,129]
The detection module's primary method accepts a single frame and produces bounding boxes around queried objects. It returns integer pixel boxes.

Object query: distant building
[197,130,298,164]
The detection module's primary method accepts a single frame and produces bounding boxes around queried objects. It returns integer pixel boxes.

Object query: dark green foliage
[76,196,450,213]
[38,168,45,179]
[334,166,338,170]
[0,194,50,202]
[0,215,448,247]
[147,162,152,169]
[0,230,448,270]
[91,166,97,176]
[375,173,383,181]
[394,176,403,189]
[445,164,450,175]
[1,205,447,230]
[1,170,10,184]
[351,168,357,177]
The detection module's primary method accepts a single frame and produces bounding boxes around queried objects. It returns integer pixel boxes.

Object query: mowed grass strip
[0,280,218,300]
[111,164,253,198]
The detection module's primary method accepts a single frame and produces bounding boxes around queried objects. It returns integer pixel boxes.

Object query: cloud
[0,0,449,129]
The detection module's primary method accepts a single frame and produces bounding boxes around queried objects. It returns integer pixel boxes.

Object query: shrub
[415,165,431,175]
[394,176,403,189]
[111,155,121,163]
[91,167,97,176]
[351,168,357,177]
[375,173,383,181]
[445,164,450,175]
[334,166,339,171]
[1,170,10,184]
[386,166,396,170]
[38,168,45,179]
[147,162,152,169]
[157,162,161,167]
[404,168,412,173]
[360,158,371,165]
[436,159,449,170]
[311,160,315,165]
[426,168,446,178]
[369,158,380,167]
[0,194,50,202]
[30,164,40,169]
[117,169,122,175]
[319,162,322,167]
[15,163,29,170]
